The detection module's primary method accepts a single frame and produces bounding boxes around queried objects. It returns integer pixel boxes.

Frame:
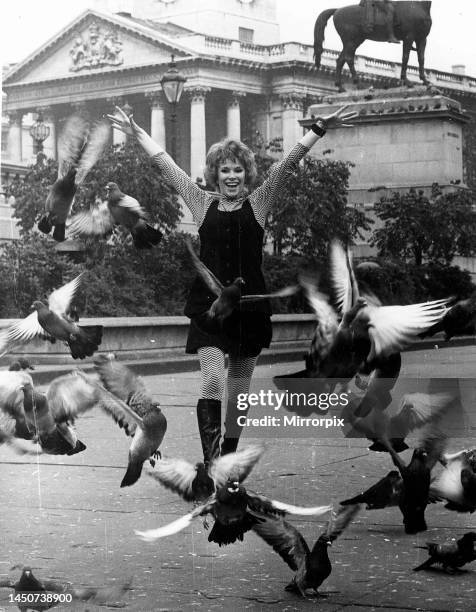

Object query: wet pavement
[1,344,475,611]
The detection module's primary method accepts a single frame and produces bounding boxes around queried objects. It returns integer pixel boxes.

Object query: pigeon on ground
[420,291,476,341]
[145,444,265,502]
[0,274,103,360]
[87,355,167,487]
[340,471,403,509]
[68,182,163,249]
[413,532,476,572]
[252,504,361,597]
[135,480,331,546]
[379,427,449,534]
[0,565,131,611]
[430,448,476,512]
[38,116,110,241]
[274,240,449,389]
[186,239,297,330]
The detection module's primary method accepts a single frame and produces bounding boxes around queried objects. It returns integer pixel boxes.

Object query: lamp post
[160,55,187,161]
[29,111,50,164]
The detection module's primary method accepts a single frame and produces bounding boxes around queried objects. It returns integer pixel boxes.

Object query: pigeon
[344,390,457,453]
[252,504,361,597]
[87,355,167,487]
[340,470,403,509]
[413,532,476,572]
[0,565,131,611]
[144,444,265,502]
[0,274,103,360]
[68,182,163,249]
[186,239,297,330]
[38,116,110,241]
[8,358,35,371]
[135,481,331,546]
[379,427,449,534]
[430,448,476,512]
[274,241,449,389]
[420,291,476,341]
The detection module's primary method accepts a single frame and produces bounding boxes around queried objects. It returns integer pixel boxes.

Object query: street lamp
[160,55,187,160]
[29,111,50,164]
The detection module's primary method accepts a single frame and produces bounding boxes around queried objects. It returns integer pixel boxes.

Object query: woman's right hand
[106,106,142,136]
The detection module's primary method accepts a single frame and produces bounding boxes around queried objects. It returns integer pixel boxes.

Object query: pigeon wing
[186,239,224,296]
[145,460,198,501]
[48,274,83,316]
[366,299,450,360]
[325,504,361,542]
[75,121,111,185]
[94,356,150,407]
[0,312,52,356]
[240,285,299,302]
[135,502,214,542]
[252,515,309,571]
[390,392,456,439]
[57,115,89,179]
[247,491,332,517]
[68,201,114,237]
[46,372,101,423]
[329,240,359,315]
[299,275,338,360]
[210,444,265,488]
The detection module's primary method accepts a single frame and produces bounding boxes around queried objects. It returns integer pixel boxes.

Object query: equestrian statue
[314,1,432,91]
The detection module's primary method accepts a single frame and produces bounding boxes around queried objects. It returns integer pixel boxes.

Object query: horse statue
[314,1,432,91]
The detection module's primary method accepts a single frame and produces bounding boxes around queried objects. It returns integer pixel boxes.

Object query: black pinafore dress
[184,199,272,357]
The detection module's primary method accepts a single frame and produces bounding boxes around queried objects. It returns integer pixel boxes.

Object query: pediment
[3,10,193,87]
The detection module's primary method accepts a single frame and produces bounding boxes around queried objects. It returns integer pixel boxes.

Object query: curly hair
[204,139,257,190]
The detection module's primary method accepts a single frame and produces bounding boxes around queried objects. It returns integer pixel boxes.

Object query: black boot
[196,398,222,466]
[221,399,245,456]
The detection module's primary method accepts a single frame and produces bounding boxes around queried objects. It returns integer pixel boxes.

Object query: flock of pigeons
[1,113,476,607]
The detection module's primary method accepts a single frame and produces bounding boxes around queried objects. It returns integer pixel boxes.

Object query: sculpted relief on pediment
[70,21,123,72]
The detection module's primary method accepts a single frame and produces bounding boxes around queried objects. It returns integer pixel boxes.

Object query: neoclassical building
[2,0,476,238]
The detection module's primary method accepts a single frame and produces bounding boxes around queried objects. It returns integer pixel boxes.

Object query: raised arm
[107,107,209,225]
[251,105,358,227]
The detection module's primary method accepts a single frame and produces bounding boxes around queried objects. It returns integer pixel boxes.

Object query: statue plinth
[302,87,469,204]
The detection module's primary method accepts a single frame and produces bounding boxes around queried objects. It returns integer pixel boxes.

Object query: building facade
[2,0,476,239]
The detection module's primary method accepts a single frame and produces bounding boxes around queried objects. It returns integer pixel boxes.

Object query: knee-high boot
[221,399,246,456]
[196,398,222,466]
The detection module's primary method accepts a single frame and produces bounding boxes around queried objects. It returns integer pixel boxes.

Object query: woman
[108,104,356,468]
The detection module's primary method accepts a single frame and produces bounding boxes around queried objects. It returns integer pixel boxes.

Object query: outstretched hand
[316,105,358,129]
[106,106,141,136]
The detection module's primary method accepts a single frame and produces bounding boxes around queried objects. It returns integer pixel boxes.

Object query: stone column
[227,91,246,140]
[107,98,130,147]
[145,93,166,149]
[188,87,210,182]
[7,111,23,162]
[40,106,57,160]
[280,94,305,154]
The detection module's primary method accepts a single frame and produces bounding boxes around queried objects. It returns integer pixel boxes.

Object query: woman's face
[217,159,245,199]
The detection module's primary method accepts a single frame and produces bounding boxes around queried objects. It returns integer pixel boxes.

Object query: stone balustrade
[0,314,317,365]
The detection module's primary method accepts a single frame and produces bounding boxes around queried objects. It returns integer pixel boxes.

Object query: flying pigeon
[430,448,476,513]
[274,240,449,388]
[38,116,110,241]
[252,504,361,597]
[0,274,103,360]
[68,182,163,249]
[340,470,403,509]
[144,444,265,502]
[135,473,331,547]
[0,565,131,610]
[88,355,167,487]
[186,239,297,330]
[420,291,476,341]
[413,532,476,572]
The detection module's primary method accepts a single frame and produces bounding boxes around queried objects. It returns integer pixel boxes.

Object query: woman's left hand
[316,105,359,129]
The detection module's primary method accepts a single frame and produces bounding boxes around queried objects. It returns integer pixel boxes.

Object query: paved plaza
[1,344,476,611]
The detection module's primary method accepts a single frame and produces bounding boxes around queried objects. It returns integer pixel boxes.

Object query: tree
[253,143,371,261]
[7,141,182,235]
[371,184,476,266]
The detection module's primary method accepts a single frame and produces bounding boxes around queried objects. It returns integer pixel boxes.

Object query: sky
[0,0,475,77]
